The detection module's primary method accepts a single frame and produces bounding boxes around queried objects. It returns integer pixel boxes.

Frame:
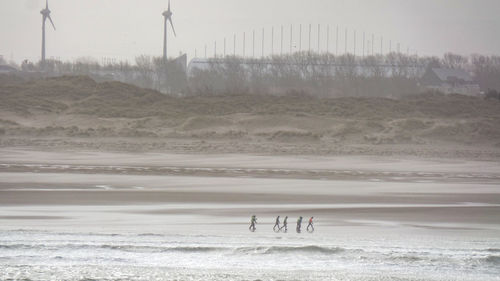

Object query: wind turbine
[162,0,176,60]
[40,0,56,64]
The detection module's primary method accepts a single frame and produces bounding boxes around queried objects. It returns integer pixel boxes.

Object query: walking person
[279,216,288,232]
[307,216,314,232]
[273,216,281,232]
[249,215,257,232]
[296,216,303,233]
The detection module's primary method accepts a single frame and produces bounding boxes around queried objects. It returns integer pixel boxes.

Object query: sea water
[1,214,499,281]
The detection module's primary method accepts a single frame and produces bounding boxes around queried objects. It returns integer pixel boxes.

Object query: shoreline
[2,137,500,160]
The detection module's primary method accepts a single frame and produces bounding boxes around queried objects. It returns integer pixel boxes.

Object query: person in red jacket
[307,216,314,232]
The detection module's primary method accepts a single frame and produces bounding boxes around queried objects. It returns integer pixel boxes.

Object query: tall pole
[204,44,207,58]
[163,17,167,60]
[344,28,347,54]
[353,30,356,56]
[299,24,302,52]
[280,25,283,56]
[224,37,226,57]
[234,33,236,56]
[262,27,265,57]
[381,36,383,55]
[363,32,365,58]
[389,40,392,53]
[253,30,255,57]
[42,16,46,63]
[271,26,274,55]
[214,41,217,58]
[336,25,339,56]
[290,24,293,54]
[243,32,246,57]
[371,34,374,55]
[326,25,329,53]
[308,24,311,52]
[317,24,320,53]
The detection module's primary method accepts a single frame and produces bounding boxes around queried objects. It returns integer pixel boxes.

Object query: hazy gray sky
[1,0,499,63]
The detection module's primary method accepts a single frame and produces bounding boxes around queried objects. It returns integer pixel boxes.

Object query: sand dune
[1,74,500,157]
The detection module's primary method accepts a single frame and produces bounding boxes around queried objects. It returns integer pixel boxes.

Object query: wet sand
[1,148,499,233]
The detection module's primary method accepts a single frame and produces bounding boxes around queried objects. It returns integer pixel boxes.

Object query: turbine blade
[169,17,176,37]
[48,15,56,30]
[168,0,171,11]
[46,0,48,9]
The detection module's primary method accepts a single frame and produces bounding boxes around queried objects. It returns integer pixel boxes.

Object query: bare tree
[471,54,500,91]
[135,55,154,89]
[442,52,468,69]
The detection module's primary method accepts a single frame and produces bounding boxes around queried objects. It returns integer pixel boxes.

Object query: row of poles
[196,25,414,59]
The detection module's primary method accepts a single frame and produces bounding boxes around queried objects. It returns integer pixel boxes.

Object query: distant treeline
[189,52,500,97]
[10,55,187,95]
[190,53,422,97]
[2,52,500,97]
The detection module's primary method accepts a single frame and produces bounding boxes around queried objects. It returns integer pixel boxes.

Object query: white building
[0,64,18,74]
[420,68,481,96]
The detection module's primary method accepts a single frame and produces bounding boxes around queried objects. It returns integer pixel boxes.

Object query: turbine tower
[162,0,176,60]
[40,0,56,64]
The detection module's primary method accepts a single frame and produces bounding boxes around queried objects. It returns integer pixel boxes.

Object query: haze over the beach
[1,0,500,63]
[2,1,500,280]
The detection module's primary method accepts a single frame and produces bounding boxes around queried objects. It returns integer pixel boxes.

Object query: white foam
[95,185,113,190]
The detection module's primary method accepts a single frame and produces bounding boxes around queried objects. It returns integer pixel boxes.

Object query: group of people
[249,215,314,233]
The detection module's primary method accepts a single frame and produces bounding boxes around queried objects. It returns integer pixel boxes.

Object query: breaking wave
[388,255,423,262]
[264,245,345,255]
[1,243,346,255]
[235,245,345,255]
[0,243,226,254]
[94,244,226,253]
[484,255,500,265]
